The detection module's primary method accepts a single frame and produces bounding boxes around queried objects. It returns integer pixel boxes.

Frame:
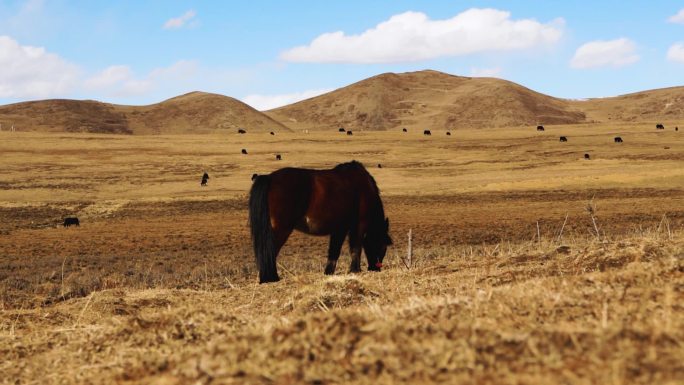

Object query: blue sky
[1,0,683,109]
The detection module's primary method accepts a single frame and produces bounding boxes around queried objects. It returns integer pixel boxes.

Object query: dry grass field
[1,123,683,384]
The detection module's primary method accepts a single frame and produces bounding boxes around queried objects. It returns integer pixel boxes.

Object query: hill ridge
[1,69,683,134]
[265,69,587,131]
[0,92,290,135]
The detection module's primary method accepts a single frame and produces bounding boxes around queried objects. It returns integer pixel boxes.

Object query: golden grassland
[1,123,683,384]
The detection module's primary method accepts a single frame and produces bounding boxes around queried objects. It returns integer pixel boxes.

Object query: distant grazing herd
[534,123,683,155]
[535,124,679,147]
[60,122,679,228]
[63,217,79,227]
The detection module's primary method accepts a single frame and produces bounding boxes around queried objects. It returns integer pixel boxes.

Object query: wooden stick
[591,214,600,240]
[557,213,569,243]
[407,228,413,269]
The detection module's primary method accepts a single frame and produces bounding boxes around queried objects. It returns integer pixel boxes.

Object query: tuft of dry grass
[1,130,683,384]
[1,232,682,384]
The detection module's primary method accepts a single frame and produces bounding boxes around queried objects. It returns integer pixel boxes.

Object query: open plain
[1,123,683,384]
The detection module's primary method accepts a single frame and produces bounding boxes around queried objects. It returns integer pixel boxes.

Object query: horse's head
[364,217,392,271]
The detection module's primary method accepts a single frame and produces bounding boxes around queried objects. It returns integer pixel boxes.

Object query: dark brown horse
[249,161,392,283]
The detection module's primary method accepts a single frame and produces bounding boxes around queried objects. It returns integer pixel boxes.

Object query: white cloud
[470,67,502,77]
[149,60,198,79]
[163,10,197,29]
[570,38,639,69]
[242,88,333,110]
[84,65,151,97]
[85,65,134,89]
[117,80,151,96]
[667,43,684,63]
[0,35,79,98]
[280,8,564,63]
[84,60,201,97]
[668,9,684,24]
[21,0,44,13]
[0,34,249,103]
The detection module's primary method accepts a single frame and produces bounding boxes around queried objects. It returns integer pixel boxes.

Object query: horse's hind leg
[325,230,346,275]
[274,226,291,252]
[348,229,363,273]
[273,225,293,262]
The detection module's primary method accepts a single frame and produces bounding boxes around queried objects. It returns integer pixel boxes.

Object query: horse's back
[269,167,312,191]
[266,168,313,229]
[310,163,379,233]
[266,163,375,235]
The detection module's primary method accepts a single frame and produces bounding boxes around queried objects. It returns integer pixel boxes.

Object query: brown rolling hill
[0,99,133,134]
[265,70,588,131]
[0,92,290,134]
[1,70,683,134]
[570,86,684,125]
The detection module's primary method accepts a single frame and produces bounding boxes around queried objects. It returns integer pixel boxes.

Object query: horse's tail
[249,175,279,283]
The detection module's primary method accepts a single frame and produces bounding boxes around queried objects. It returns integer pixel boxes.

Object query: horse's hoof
[259,276,280,284]
[324,262,337,275]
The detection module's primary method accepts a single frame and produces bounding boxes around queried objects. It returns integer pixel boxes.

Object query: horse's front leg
[324,230,346,275]
[348,229,363,273]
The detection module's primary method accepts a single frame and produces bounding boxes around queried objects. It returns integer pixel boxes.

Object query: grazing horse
[339,128,346,132]
[614,137,623,143]
[446,131,451,136]
[238,129,247,134]
[63,217,80,227]
[584,153,590,160]
[275,154,282,160]
[249,161,392,283]
[241,149,248,154]
[559,136,568,142]
[537,125,545,131]
[201,172,209,186]
[347,130,353,136]
[423,130,431,136]
[656,124,664,130]
[402,128,408,132]
[270,132,275,135]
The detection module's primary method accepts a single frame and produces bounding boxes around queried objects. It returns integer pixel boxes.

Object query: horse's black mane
[333,160,365,171]
[334,161,389,241]
[333,160,380,193]
[368,180,388,239]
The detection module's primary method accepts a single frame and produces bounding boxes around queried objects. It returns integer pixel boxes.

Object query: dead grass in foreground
[2,119,683,384]
[1,231,683,384]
